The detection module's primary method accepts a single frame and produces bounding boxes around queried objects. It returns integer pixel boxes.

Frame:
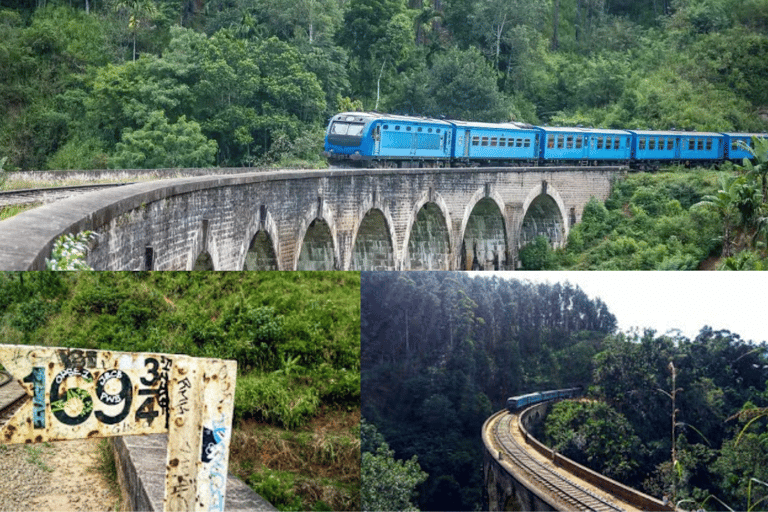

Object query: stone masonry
[0,167,622,270]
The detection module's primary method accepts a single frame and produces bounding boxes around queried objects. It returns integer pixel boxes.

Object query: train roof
[628,129,724,137]
[721,132,768,138]
[449,120,538,131]
[329,112,453,126]
[540,126,631,135]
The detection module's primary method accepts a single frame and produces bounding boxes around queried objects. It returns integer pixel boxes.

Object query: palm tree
[693,173,745,257]
[738,136,768,204]
[113,0,158,61]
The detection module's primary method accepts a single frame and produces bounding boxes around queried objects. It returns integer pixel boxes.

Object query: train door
[372,124,381,156]
[464,129,471,158]
[410,130,418,156]
[675,137,682,160]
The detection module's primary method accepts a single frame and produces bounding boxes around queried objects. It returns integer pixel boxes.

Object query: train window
[640,138,646,150]
[667,139,674,150]
[697,139,704,151]
[688,139,695,150]
[706,139,712,151]
[614,138,621,150]
[596,137,603,150]
[732,140,739,151]
[517,139,523,148]
[472,136,480,146]
[557,135,564,149]
[548,135,555,149]
[417,127,422,132]
[649,138,656,150]
[575,136,582,149]
[437,129,441,133]
[566,136,574,149]
[395,126,400,131]
[481,136,489,146]
[331,122,365,136]
[383,125,389,130]
[428,128,432,133]
[524,139,531,148]
[406,126,411,131]
[490,137,497,147]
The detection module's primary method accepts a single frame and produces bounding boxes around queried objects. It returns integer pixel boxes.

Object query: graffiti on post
[0,345,236,512]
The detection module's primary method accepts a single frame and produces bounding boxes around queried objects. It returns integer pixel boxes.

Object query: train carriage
[451,121,541,166]
[678,132,724,164]
[722,133,768,162]
[539,127,632,165]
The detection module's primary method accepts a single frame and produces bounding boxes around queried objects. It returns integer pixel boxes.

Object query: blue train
[323,112,766,170]
[506,387,582,411]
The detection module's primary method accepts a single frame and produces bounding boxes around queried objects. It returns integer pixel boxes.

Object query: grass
[24,443,54,472]
[95,439,123,512]
[230,406,361,511]
[0,203,41,220]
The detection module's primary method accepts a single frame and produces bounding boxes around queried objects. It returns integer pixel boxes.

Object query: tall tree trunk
[552,0,560,50]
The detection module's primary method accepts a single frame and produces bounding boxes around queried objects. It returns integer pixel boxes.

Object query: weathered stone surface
[112,434,275,512]
[0,167,622,270]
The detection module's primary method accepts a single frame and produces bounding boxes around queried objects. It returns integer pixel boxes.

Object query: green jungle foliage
[1,0,767,170]
[0,272,361,428]
[362,272,768,511]
[540,329,768,510]
[521,159,768,270]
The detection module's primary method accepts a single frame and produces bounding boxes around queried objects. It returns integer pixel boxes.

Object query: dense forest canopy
[361,272,768,511]
[1,0,767,170]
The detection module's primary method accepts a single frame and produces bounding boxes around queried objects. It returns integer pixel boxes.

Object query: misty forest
[361,272,768,511]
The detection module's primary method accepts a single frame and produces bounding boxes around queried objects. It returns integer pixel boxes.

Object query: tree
[739,136,768,204]
[111,110,217,168]
[693,173,746,258]
[361,420,428,512]
[112,0,158,61]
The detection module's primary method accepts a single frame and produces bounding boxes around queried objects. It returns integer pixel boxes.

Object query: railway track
[0,371,28,432]
[492,411,625,512]
[0,183,132,208]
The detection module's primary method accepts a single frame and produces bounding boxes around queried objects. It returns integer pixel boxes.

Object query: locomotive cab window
[330,122,365,136]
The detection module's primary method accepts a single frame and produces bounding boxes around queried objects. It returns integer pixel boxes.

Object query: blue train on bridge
[506,387,582,411]
[324,112,766,170]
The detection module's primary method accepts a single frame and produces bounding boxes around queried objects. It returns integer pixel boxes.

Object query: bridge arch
[403,192,452,271]
[519,182,569,249]
[458,189,508,271]
[295,199,340,270]
[350,208,396,270]
[241,206,280,270]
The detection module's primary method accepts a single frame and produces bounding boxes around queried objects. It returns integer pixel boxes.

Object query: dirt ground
[0,438,121,512]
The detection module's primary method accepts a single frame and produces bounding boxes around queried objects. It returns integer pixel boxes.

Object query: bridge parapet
[0,167,622,270]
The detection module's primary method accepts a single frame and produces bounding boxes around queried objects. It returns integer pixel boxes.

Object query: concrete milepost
[0,344,237,512]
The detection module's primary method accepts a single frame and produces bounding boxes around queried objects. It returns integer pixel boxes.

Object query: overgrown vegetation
[540,329,768,510]
[0,272,361,511]
[1,0,766,170]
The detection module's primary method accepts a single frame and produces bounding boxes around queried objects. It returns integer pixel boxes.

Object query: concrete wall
[0,167,622,270]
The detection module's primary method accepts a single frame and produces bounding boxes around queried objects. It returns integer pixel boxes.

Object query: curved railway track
[490,409,626,511]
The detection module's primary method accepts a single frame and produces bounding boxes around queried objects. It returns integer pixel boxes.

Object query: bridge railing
[517,404,674,512]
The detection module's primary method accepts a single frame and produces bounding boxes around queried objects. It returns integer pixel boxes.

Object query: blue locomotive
[506,387,582,411]
[323,112,766,169]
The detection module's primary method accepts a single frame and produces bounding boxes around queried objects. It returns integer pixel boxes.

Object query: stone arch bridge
[0,166,622,270]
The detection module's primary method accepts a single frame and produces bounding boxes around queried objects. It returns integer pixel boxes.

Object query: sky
[470,272,768,343]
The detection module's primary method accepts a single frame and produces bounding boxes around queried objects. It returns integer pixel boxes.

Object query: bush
[235,373,320,429]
